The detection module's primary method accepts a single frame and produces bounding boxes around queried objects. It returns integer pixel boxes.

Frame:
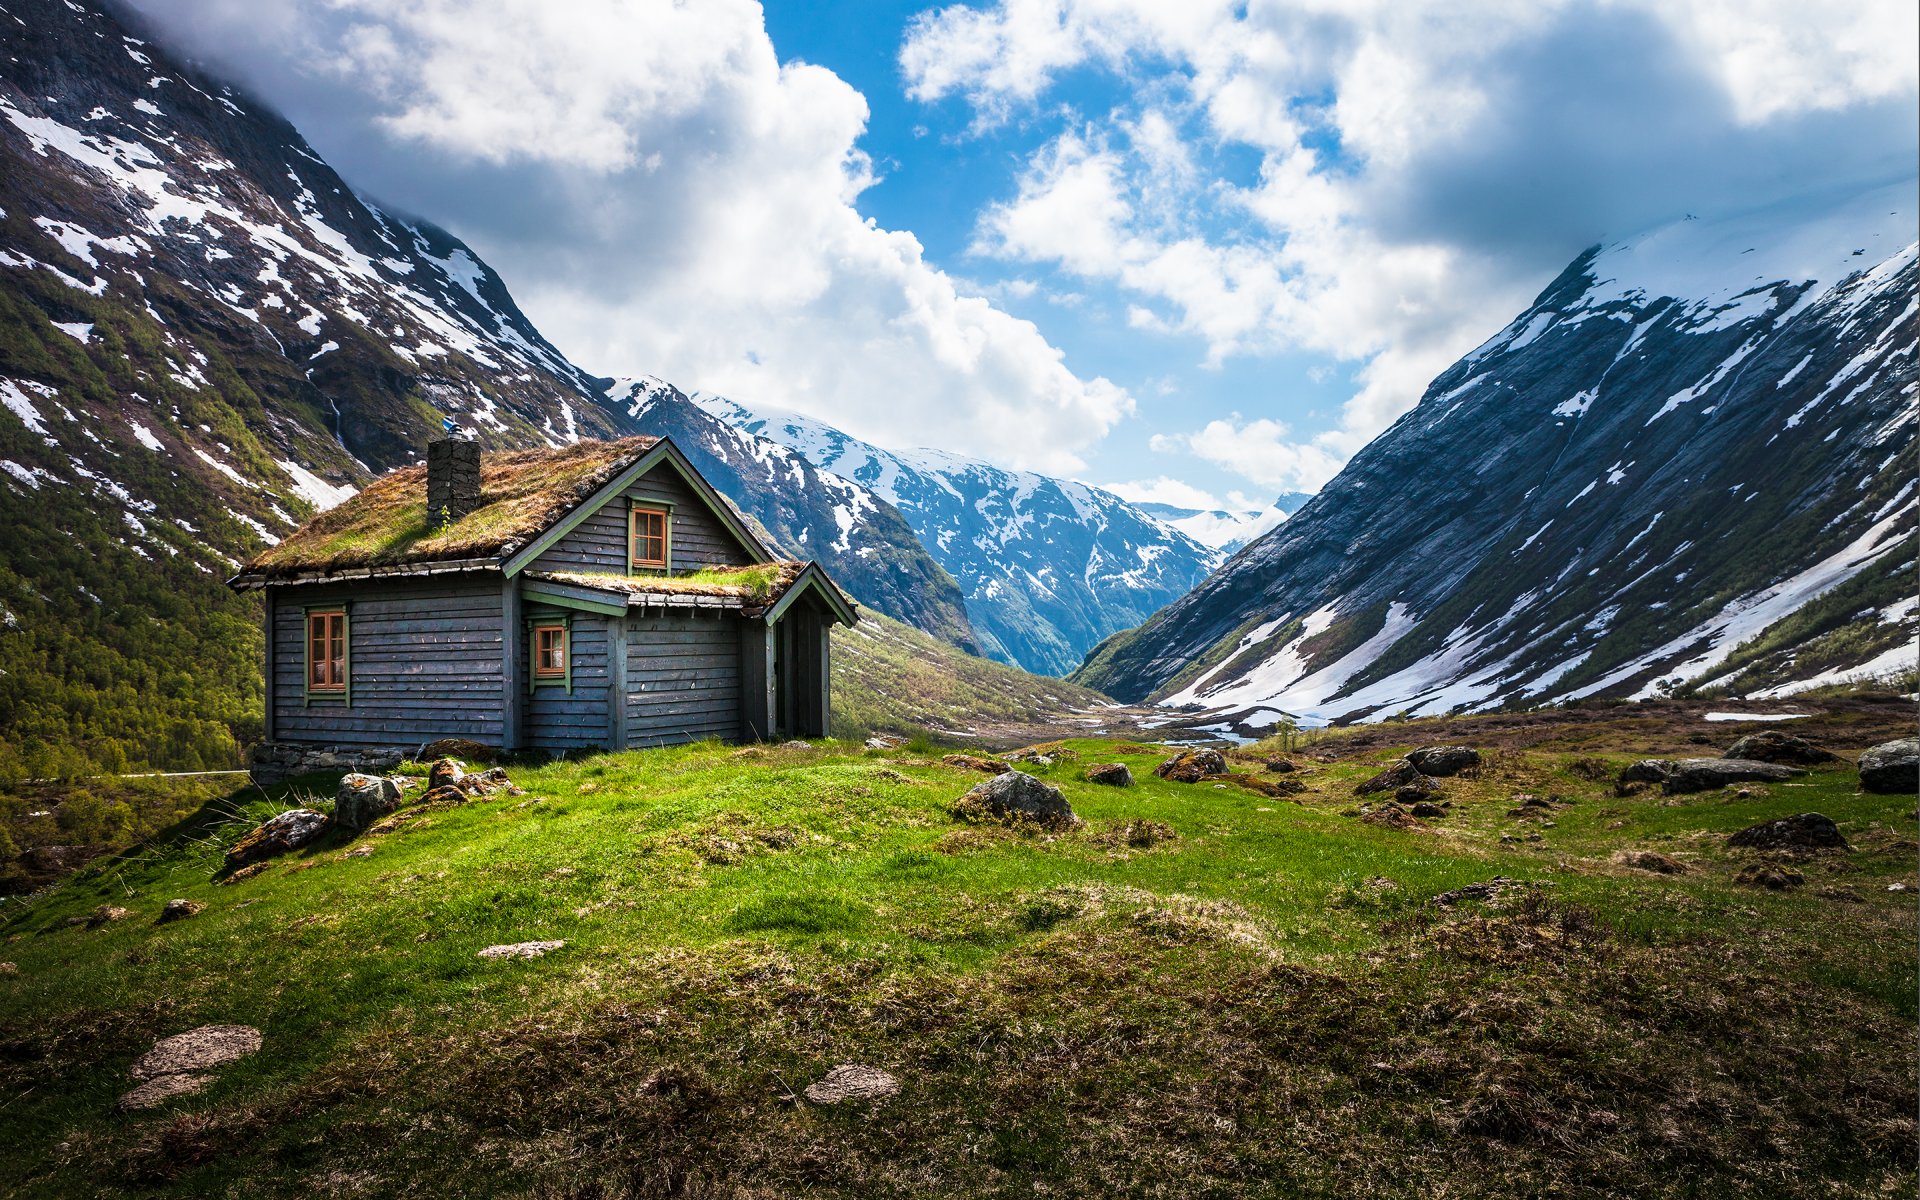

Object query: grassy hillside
[1,716,1913,1197]
[831,611,1112,739]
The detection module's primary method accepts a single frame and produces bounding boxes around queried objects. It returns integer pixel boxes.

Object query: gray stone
[157,899,204,924]
[1406,745,1481,777]
[1085,763,1134,787]
[1723,731,1836,766]
[1727,812,1848,851]
[1355,759,1427,796]
[334,773,404,832]
[804,1064,900,1104]
[1859,738,1919,795]
[224,809,329,868]
[956,770,1077,828]
[1154,748,1227,783]
[130,1025,262,1080]
[1660,757,1804,794]
[1618,759,1678,785]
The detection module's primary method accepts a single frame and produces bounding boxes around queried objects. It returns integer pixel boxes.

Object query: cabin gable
[523,458,762,578]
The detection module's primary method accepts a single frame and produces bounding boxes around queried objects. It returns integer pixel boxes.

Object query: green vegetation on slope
[0,721,1912,1198]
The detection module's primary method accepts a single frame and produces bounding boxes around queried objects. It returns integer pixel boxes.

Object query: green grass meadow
[1,732,1914,1198]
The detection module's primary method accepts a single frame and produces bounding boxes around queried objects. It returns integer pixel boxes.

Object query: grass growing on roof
[0,720,1913,1198]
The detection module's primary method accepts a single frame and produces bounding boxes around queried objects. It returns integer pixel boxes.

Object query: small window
[630,506,668,570]
[533,624,568,678]
[307,610,347,694]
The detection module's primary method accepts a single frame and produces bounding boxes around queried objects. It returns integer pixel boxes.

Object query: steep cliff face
[1076,186,1917,721]
[692,393,1217,676]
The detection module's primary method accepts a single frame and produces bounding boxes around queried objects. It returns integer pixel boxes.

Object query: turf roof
[529,561,856,620]
[244,436,661,577]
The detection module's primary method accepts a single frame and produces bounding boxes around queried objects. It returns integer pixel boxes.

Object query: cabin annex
[229,435,857,760]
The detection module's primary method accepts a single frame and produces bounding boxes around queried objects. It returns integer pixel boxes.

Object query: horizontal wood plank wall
[271,576,504,746]
[526,610,611,750]
[530,464,756,577]
[626,611,743,747]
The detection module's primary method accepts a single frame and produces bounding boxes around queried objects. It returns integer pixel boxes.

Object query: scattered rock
[803,1063,900,1104]
[1611,849,1687,875]
[1355,759,1421,795]
[777,740,814,751]
[1265,759,1298,773]
[865,734,907,750]
[225,808,329,868]
[415,784,469,808]
[157,899,204,924]
[428,757,466,789]
[417,737,497,764]
[1727,812,1849,851]
[477,940,566,960]
[334,773,405,833]
[118,1072,214,1111]
[219,862,270,885]
[460,766,525,796]
[1816,885,1864,903]
[1657,758,1805,794]
[79,904,131,927]
[1360,803,1430,832]
[1084,763,1134,787]
[130,1025,263,1080]
[1723,731,1836,766]
[1431,877,1517,906]
[1409,801,1446,818]
[1734,864,1805,891]
[955,770,1077,829]
[1154,748,1227,783]
[1858,738,1920,795]
[1393,777,1440,804]
[1005,741,1078,765]
[1406,746,1481,777]
[942,753,1010,775]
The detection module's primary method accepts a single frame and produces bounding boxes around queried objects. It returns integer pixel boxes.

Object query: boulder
[334,773,404,832]
[1727,812,1849,851]
[1392,775,1441,803]
[865,734,907,750]
[942,753,1011,775]
[157,899,204,924]
[955,771,1077,829]
[1723,731,1836,766]
[1406,746,1481,777]
[224,809,329,868]
[418,737,497,764]
[427,757,465,789]
[1085,763,1134,787]
[1265,759,1298,773]
[1154,748,1227,783]
[1658,758,1805,794]
[1858,738,1920,794]
[458,766,523,797]
[1409,801,1446,818]
[1355,759,1433,796]
[1619,760,1678,785]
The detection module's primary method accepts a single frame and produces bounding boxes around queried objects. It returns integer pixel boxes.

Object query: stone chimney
[426,436,481,528]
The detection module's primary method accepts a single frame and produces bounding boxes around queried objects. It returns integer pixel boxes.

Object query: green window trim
[627,498,676,576]
[302,603,351,707]
[528,614,573,694]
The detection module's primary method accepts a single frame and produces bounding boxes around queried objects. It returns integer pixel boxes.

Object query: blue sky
[131,0,1918,512]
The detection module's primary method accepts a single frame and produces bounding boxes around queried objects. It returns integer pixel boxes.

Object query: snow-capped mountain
[690,393,1219,676]
[1076,184,1919,722]
[606,378,977,652]
[1131,492,1313,554]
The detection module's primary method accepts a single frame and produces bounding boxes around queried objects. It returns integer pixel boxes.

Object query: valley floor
[1,706,1914,1198]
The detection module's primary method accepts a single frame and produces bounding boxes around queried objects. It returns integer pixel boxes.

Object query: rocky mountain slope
[692,393,1218,676]
[1076,184,1918,723]
[0,0,986,776]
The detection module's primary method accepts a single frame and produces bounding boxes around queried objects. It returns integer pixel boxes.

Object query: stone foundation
[249,742,408,785]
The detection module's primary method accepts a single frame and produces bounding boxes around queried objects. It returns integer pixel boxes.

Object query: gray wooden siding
[626,612,742,747]
[270,576,504,747]
[525,609,612,750]
[530,462,756,576]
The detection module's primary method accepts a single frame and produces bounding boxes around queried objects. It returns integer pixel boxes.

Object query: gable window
[533,623,568,679]
[629,505,669,571]
[305,608,349,702]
